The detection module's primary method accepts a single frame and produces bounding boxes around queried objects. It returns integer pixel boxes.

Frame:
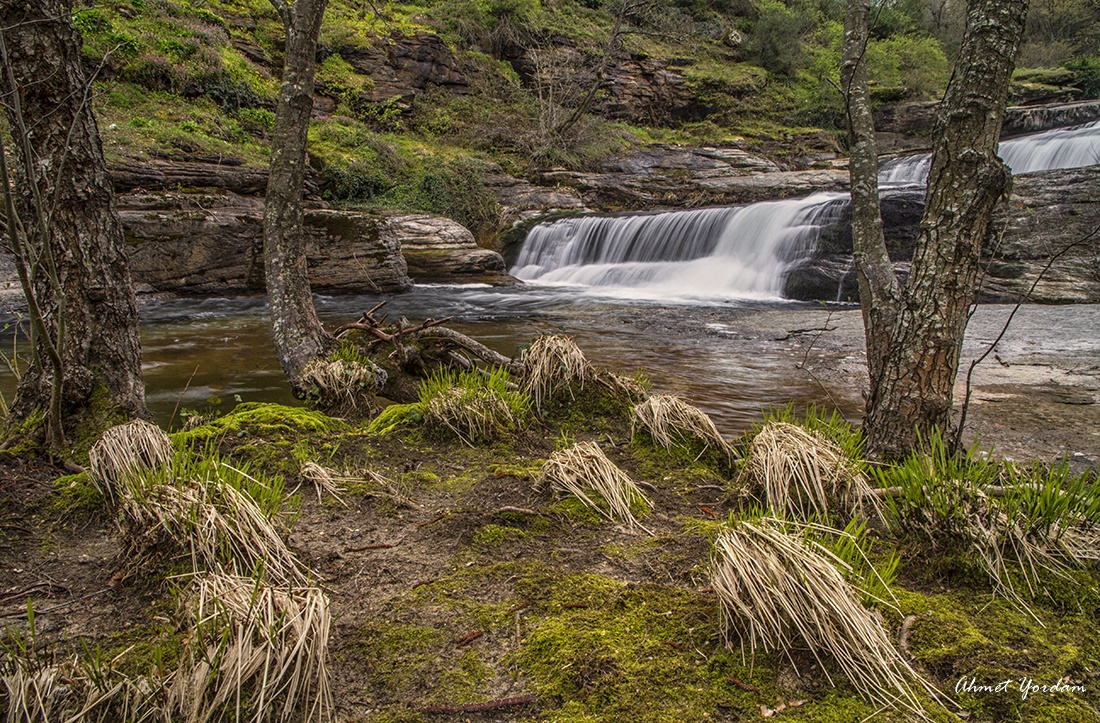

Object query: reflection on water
[0,285,858,436]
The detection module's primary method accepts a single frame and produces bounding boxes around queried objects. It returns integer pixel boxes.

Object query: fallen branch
[454,630,483,647]
[726,676,761,693]
[899,615,917,656]
[418,513,448,529]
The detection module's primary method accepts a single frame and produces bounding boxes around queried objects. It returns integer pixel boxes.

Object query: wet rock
[390,213,516,285]
[119,190,410,295]
[1001,100,1100,138]
[487,171,589,228]
[782,166,1100,304]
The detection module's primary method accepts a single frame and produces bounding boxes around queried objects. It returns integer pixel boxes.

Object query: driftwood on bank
[332,301,522,402]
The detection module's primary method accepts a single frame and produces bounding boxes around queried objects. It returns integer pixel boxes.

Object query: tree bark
[264,0,332,386]
[0,0,149,441]
[841,0,900,396]
[844,0,1029,458]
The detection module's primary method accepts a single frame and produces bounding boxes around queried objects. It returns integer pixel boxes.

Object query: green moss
[176,403,345,443]
[541,384,634,436]
[366,403,424,435]
[627,435,733,488]
[471,523,527,547]
[510,571,800,722]
[353,616,494,707]
[47,473,104,516]
[893,585,1100,721]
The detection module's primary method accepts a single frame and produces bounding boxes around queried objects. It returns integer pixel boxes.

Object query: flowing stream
[0,120,1096,438]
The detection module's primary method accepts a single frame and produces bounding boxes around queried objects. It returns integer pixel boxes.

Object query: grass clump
[878,432,1100,615]
[520,334,596,413]
[419,367,530,446]
[738,419,877,523]
[119,447,305,586]
[166,572,332,723]
[300,461,417,509]
[299,357,387,415]
[88,419,173,503]
[536,441,652,533]
[631,394,735,462]
[710,517,935,716]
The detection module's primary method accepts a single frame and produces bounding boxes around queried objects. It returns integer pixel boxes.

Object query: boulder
[119,190,411,295]
[390,214,516,285]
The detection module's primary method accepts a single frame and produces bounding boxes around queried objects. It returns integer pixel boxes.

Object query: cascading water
[878,118,1100,185]
[513,119,1100,301]
[511,194,848,301]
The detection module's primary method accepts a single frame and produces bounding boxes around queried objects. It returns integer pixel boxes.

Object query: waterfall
[512,194,847,301]
[513,120,1099,301]
[878,118,1100,186]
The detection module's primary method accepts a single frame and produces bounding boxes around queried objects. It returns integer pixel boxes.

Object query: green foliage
[365,403,424,435]
[745,0,813,76]
[417,367,531,444]
[878,431,1100,607]
[1064,56,1100,97]
[866,33,950,101]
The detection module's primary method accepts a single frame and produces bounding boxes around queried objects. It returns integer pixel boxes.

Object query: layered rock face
[782,166,1100,304]
[540,146,848,210]
[390,214,514,285]
[336,33,469,108]
[119,190,412,295]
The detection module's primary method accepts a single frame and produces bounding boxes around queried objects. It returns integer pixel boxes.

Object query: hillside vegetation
[79,0,1099,238]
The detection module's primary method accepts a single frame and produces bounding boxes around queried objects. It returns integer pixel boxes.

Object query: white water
[512,194,848,302]
[878,118,1100,185]
[514,119,1100,301]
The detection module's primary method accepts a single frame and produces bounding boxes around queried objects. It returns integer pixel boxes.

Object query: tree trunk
[264,0,332,387]
[841,0,900,396]
[0,0,149,442]
[844,0,1029,459]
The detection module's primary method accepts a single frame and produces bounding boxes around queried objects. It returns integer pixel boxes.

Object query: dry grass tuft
[520,334,595,412]
[632,394,734,461]
[299,359,386,412]
[168,572,332,723]
[298,462,417,509]
[88,420,172,502]
[422,387,519,446]
[119,461,306,587]
[711,518,934,716]
[299,461,348,505]
[739,422,877,522]
[537,441,651,533]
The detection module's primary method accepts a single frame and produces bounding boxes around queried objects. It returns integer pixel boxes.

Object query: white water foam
[512,193,848,302]
[514,120,1100,301]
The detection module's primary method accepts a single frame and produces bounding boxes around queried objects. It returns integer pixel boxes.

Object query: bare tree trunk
[0,0,149,445]
[265,0,332,387]
[843,0,1029,459]
[841,0,900,399]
